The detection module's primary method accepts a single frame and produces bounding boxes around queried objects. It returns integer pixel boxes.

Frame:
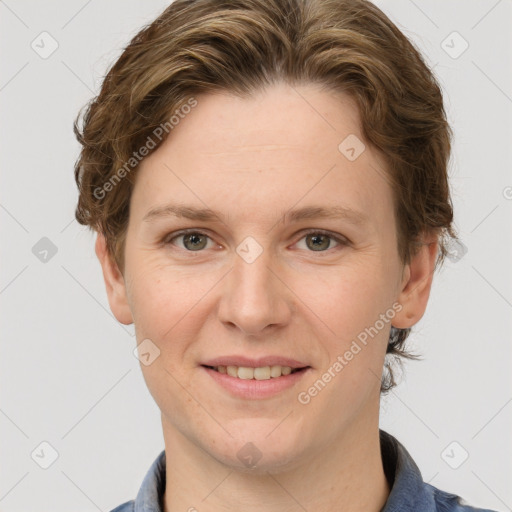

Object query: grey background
[1,0,511,510]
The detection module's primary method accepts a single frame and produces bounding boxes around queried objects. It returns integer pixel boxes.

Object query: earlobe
[392,234,439,329]
[95,233,133,325]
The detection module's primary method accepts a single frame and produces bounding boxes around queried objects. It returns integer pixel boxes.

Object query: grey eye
[304,233,336,251]
[181,232,209,251]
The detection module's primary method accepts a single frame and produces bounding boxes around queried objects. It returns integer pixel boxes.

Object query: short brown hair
[73,0,458,392]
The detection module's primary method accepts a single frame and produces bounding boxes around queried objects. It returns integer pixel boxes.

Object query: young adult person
[73,1,497,510]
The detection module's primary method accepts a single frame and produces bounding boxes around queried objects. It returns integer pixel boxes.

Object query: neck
[162,416,390,512]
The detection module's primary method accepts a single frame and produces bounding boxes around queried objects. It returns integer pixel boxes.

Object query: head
[74,0,456,470]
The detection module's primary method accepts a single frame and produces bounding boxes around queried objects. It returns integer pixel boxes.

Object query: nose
[217,244,292,337]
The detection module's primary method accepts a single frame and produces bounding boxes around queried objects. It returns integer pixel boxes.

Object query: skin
[96,82,438,512]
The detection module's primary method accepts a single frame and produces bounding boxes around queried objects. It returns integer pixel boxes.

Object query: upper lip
[201,355,309,369]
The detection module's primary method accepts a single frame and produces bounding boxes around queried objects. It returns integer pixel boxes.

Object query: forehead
[131,82,394,229]
[173,83,364,156]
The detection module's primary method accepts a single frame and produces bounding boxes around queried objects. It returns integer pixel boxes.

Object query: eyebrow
[143,203,369,227]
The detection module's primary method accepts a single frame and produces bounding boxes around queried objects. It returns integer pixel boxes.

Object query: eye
[295,229,348,253]
[163,230,215,251]
[162,228,349,253]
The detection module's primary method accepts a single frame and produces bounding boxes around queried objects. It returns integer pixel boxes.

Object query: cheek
[295,260,391,338]
[126,257,221,355]
[128,265,208,408]
[129,272,191,338]
[293,261,392,392]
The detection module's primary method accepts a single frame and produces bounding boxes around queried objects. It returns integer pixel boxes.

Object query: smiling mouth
[202,364,309,380]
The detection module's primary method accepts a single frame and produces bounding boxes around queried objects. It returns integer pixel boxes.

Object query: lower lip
[201,366,311,400]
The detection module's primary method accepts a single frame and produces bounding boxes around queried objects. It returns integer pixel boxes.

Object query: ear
[95,232,133,325]
[392,233,439,329]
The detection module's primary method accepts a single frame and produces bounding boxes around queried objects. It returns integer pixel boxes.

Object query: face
[97,81,437,472]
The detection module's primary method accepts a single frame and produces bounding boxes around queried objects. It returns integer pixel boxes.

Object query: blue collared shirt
[110,429,497,512]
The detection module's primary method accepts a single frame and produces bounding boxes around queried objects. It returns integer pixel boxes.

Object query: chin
[205,427,306,474]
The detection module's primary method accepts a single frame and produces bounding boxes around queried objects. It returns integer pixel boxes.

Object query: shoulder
[426,482,498,512]
[108,500,135,512]
[379,429,497,512]
[106,449,166,512]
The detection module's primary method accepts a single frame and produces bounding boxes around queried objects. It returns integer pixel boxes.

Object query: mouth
[201,363,311,400]
[201,364,310,380]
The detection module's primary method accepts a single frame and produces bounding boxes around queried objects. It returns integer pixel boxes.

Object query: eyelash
[162,228,349,254]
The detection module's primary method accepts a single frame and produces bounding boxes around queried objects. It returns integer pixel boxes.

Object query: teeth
[215,365,297,380]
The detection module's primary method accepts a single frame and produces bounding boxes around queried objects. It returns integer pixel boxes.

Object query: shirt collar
[379,429,434,511]
[133,429,432,512]
[134,448,166,512]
